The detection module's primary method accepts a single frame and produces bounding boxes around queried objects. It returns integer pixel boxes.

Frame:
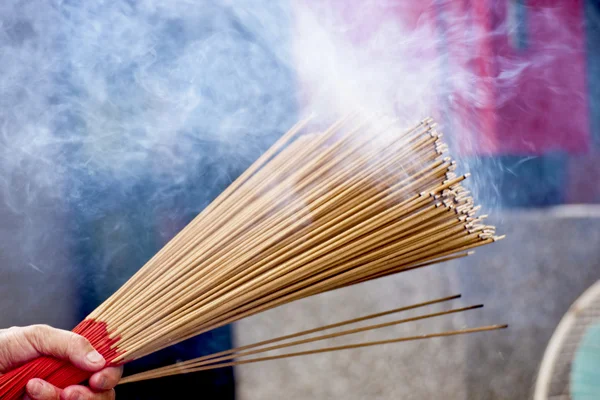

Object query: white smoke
[0,0,586,320]
[290,1,585,211]
[0,0,298,321]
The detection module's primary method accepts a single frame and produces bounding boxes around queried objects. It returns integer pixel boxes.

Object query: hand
[0,325,123,400]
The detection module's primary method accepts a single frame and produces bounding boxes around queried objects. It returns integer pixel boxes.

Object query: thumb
[0,325,105,372]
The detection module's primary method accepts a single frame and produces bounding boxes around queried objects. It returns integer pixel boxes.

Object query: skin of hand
[0,325,123,400]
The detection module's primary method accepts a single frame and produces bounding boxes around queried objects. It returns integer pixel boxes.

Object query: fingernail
[86,350,104,364]
[98,376,108,389]
[68,391,84,400]
[27,379,43,396]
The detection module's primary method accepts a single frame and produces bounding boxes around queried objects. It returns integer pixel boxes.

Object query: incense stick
[119,303,484,382]
[119,324,508,384]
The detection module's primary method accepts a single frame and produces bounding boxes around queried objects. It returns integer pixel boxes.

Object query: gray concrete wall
[234,206,600,400]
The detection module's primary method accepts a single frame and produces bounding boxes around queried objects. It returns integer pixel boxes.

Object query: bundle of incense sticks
[0,116,503,398]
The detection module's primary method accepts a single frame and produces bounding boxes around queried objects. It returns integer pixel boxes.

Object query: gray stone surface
[234,206,600,400]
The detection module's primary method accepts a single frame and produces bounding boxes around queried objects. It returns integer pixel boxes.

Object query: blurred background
[1,0,599,399]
